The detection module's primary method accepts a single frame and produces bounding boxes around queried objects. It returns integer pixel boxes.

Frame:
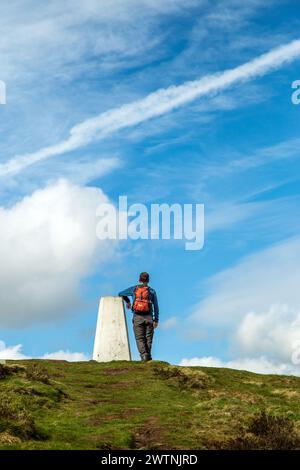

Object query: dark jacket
[118,284,159,323]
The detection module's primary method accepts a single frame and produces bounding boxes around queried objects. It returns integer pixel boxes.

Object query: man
[119,272,159,362]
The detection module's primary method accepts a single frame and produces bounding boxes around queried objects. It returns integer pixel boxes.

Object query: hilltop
[0,360,300,450]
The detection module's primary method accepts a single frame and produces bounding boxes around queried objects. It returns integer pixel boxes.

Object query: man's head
[139,272,150,284]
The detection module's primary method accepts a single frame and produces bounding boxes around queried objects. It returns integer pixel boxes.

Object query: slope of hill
[0,360,300,450]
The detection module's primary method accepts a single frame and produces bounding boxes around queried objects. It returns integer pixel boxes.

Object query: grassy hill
[0,359,300,450]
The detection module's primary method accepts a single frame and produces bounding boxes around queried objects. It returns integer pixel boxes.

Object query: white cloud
[0,340,27,360]
[41,350,89,361]
[186,236,300,376]
[191,236,300,326]
[179,356,300,376]
[0,0,199,82]
[0,179,117,327]
[236,306,300,363]
[1,38,300,178]
[0,340,89,361]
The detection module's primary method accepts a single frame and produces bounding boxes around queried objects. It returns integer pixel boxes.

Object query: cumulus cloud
[41,350,89,361]
[236,306,300,363]
[0,179,117,327]
[179,356,300,376]
[0,340,89,361]
[0,340,27,360]
[191,236,300,326]
[185,236,300,376]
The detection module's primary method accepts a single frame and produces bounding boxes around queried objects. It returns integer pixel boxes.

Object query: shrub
[0,365,10,379]
[26,363,50,384]
[152,363,209,390]
[227,410,300,450]
[0,394,38,440]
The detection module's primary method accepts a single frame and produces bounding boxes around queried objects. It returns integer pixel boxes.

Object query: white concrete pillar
[93,296,132,362]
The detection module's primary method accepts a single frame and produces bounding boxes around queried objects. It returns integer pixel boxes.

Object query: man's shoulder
[148,286,157,294]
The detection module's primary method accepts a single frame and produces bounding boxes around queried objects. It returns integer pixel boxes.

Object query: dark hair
[139,272,149,283]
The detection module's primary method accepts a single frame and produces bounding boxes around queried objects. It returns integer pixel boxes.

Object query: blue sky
[0,0,300,374]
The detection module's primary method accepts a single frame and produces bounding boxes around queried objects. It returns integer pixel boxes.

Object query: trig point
[93,296,132,362]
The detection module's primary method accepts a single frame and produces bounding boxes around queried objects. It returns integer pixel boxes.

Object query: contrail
[1,38,300,177]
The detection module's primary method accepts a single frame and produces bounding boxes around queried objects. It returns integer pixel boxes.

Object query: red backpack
[133,285,151,313]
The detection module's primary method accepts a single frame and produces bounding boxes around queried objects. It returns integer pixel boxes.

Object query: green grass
[0,360,300,449]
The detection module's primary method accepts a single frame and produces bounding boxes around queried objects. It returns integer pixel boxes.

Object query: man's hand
[126,302,131,310]
[153,321,158,329]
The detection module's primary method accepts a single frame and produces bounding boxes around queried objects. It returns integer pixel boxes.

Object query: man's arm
[152,290,159,324]
[118,286,135,308]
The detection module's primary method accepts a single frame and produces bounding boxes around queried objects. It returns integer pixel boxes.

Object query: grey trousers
[132,313,154,357]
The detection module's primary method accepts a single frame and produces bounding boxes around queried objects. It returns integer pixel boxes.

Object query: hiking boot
[141,354,151,362]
